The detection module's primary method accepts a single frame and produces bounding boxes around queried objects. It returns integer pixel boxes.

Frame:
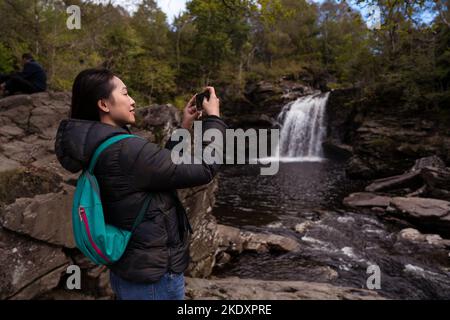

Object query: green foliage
[0,43,15,73]
[0,0,447,120]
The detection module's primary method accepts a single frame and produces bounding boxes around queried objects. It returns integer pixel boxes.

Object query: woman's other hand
[181,94,201,130]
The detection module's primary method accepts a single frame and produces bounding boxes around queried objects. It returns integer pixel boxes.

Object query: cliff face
[0,93,221,299]
[324,89,450,179]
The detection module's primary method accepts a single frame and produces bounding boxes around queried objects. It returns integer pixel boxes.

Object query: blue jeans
[109,270,185,300]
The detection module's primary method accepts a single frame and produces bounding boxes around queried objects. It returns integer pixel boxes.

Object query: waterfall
[275,92,329,162]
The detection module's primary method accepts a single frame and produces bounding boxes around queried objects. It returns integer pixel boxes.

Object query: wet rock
[343,192,391,208]
[365,170,422,193]
[398,228,450,248]
[241,231,300,253]
[216,224,300,256]
[185,276,384,300]
[294,221,317,233]
[389,197,450,219]
[420,166,450,201]
[216,224,244,253]
[388,197,450,237]
[363,156,450,200]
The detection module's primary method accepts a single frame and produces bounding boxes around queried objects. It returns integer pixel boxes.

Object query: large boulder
[0,184,76,248]
[362,156,450,201]
[387,197,450,236]
[343,192,391,208]
[215,223,300,256]
[398,228,450,248]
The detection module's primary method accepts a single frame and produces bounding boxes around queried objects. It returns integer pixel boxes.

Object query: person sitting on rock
[0,53,47,96]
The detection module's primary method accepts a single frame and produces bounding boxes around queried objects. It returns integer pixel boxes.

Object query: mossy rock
[0,166,62,206]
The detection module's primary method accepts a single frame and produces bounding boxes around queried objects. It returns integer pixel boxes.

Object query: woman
[54,68,227,300]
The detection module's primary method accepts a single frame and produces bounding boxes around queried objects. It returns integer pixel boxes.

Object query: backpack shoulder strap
[88,134,136,173]
[130,194,153,233]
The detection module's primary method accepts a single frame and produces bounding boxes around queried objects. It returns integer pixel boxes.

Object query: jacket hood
[54,118,132,173]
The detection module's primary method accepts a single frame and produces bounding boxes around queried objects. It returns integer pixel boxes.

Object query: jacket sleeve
[17,62,35,80]
[130,115,228,191]
[164,126,183,150]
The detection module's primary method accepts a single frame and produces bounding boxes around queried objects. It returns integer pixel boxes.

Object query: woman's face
[102,76,136,127]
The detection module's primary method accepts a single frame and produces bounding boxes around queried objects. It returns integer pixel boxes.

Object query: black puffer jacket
[54,115,228,283]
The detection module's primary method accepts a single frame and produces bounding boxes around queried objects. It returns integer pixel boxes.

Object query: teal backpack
[71,134,152,266]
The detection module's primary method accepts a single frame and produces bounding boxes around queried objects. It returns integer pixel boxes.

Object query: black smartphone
[195,89,210,111]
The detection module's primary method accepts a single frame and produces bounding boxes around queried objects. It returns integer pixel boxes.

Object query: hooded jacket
[19,59,47,91]
[54,115,228,283]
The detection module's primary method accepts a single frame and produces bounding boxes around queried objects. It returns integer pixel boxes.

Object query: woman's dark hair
[70,68,116,121]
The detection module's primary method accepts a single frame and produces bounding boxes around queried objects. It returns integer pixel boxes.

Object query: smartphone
[195,89,210,111]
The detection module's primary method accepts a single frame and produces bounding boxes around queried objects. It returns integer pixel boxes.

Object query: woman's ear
[97,99,110,113]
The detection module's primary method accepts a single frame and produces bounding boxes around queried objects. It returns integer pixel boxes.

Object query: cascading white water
[275,92,329,161]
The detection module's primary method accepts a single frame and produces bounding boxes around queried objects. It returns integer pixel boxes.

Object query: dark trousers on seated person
[2,74,40,95]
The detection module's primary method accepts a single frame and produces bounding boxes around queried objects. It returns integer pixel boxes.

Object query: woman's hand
[181,87,221,129]
[202,86,220,117]
[181,94,201,130]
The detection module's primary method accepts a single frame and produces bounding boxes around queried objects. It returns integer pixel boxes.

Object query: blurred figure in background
[0,53,47,97]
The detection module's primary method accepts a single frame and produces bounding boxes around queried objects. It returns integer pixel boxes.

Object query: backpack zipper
[79,206,111,264]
